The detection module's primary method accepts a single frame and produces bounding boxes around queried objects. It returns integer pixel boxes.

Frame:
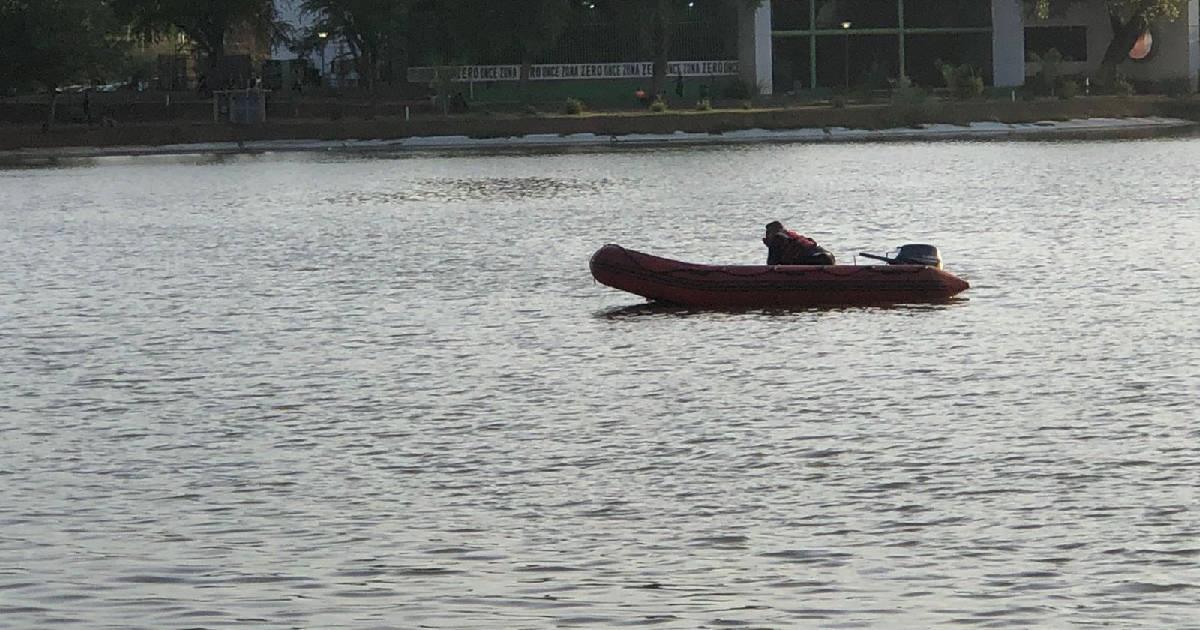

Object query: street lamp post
[317,31,328,88]
[841,21,852,89]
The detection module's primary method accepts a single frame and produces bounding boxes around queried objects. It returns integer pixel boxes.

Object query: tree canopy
[0,0,126,93]
[1031,0,1184,22]
[2,0,771,97]
[298,0,415,89]
[112,0,284,86]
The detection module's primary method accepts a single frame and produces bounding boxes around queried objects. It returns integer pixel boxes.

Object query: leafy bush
[1058,79,1079,100]
[722,80,752,100]
[1015,85,1038,101]
[863,61,891,91]
[1112,73,1135,96]
[851,86,875,104]
[853,61,891,103]
[886,76,932,127]
[649,97,668,112]
[962,75,985,99]
[890,76,928,106]
[1029,49,1063,96]
[937,60,985,99]
[564,97,585,115]
[1161,77,1193,97]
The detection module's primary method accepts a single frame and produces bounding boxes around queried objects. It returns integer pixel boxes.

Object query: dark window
[905,32,994,86]
[773,1,994,32]
[905,0,991,29]
[815,33,900,87]
[772,36,813,91]
[814,0,898,30]
[1024,26,1088,61]
[772,0,810,31]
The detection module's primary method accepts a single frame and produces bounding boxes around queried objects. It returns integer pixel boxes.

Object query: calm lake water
[2,140,1199,629]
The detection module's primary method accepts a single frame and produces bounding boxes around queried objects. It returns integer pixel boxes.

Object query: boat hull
[590,244,970,307]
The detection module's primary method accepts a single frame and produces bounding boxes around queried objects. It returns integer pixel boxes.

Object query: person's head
[765,221,784,237]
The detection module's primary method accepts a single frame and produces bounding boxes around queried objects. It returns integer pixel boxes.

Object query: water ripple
[1,142,1199,628]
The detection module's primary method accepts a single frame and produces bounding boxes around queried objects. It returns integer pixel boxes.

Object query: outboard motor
[893,244,942,269]
[859,244,944,269]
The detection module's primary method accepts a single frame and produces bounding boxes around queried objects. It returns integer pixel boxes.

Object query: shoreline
[1,116,1194,160]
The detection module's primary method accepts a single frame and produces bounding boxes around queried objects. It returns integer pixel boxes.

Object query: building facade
[268,0,1200,99]
[740,0,1200,95]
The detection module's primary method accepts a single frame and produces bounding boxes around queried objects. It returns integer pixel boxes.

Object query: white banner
[408,60,738,83]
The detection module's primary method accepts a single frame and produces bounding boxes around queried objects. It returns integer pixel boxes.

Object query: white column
[991,0,1025,87]
[738,1,774,95]
[1189,0,1199,92]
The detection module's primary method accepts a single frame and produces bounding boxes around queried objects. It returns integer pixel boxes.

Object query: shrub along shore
[3,94,1200,154]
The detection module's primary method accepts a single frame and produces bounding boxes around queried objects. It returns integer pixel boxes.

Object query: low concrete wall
[1,96,1193,151]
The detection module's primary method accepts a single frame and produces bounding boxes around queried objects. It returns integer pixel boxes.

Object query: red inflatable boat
[590,244,970,307]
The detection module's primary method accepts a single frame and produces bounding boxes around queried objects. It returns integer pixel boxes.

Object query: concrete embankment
[2,95,1199,157]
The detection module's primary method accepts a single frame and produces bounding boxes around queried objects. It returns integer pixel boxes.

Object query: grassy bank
[4,95,1200,152]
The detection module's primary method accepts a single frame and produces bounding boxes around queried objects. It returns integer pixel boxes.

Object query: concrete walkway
[1,116,1193,160]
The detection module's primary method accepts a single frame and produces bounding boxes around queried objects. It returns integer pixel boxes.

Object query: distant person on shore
[763,220,836,265]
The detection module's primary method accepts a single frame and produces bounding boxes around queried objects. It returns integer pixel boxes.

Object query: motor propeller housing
[858,244,944,268]
[893,244,942,269]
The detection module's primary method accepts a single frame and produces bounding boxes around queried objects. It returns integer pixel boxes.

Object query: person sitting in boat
[763,220,836,265]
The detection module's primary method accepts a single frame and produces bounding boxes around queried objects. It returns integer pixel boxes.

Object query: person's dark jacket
[764,230,835,265]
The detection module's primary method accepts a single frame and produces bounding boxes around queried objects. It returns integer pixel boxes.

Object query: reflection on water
[596,298,970,319]
[322,176,616,205]
[1,140,1199,629]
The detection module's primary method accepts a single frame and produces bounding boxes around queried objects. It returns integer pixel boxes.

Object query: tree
[0,0,127,126]
[112,0,284,90]
[298,0,414,91]
[1029,0,1186,85]
[610,0,677,99]
[454,0,572,103]
[614,0,762,100]
[602,0,680,99]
